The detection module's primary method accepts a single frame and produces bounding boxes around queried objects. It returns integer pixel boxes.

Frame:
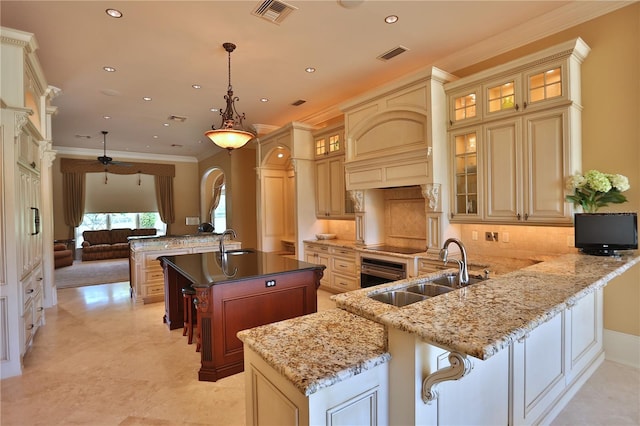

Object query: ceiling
[1,1,631,161]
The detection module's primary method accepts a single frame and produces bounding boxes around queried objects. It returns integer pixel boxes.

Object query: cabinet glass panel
[453,132,478,215]
[488,81,515,112]
[454,93,477,121]
[529,67,562,103]
[328,134,340,153]
[315,138,326,156]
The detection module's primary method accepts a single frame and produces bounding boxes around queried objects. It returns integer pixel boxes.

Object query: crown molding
[434,1,633,73]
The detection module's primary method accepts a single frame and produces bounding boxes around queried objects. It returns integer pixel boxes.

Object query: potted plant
[565,169,630,213]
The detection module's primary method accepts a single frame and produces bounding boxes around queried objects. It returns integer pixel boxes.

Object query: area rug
[55,258,130,289]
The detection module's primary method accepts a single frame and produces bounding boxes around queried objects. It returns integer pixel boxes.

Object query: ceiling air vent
[291,99,306,106]
[377,45,409,61]
[252,0,297,24]
[167,115,187,123]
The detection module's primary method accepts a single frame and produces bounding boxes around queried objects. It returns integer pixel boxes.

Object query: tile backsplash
[458,223,577,259]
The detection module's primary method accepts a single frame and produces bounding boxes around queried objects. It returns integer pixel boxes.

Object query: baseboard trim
[604,328,640,368]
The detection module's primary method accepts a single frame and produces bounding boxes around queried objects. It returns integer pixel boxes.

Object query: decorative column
[421,183,442,252]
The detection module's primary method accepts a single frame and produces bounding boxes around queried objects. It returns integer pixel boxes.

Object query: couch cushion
[83,230,112,245]
[111,228,133,244]
[131,228,156,237]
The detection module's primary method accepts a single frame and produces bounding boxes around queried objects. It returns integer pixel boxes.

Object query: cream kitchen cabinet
[304,243,358,292]
[484,108,573,224]
[313,124,343,159]
[22,265,44,353]
[313,123,353,219]
[315,155,354,218]
[304,243,331,288]
[446,38,589,225]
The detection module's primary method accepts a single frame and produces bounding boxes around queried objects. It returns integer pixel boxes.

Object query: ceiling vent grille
[168,115,187,123]
[252,0,297,24]
[377,45,409,61]
[291,99,306,106]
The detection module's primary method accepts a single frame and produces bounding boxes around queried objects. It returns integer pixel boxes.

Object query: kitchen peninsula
[239,251,640,425]
[159,250,324,382]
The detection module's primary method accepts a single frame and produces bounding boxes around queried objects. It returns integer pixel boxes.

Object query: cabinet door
[448,86,481,128]
[565,289,603,385]
[450,128,481,221]
[483,118,521,221]
[483,74,522,119]
[315,159,330,217]
[522,108,572,224]
[316,156,350,218]
[512,314,566,425]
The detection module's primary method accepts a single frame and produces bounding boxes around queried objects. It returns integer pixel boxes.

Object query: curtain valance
[60,158,175,177]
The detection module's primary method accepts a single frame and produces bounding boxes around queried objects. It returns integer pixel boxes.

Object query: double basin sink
[369,273,486,307]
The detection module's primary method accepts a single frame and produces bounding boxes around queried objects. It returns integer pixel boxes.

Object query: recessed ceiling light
[210,108,218,112]
[277,153,284,158]
[106,8,123,18]
[103,115,111,120]
[305,67,316,73]
[260,98,269,103]
[192,84,201,89]
[103,66,116,72]
[143,97,152,101]
[163,123,170,127]
[153,135,159,139]
[385,15,399,24]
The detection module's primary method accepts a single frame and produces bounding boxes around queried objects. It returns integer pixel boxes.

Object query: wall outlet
[265,279,276,287]
[472,231,478,241]
[185,216,200,225]
[503,232,510,243]
[485,232,493,241]
[492,232,498,242]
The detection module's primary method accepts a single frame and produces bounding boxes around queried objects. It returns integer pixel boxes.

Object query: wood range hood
[340,66,456,191]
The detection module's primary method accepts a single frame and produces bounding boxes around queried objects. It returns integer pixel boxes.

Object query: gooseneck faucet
[439,238,469,286]
[219,228,237,253]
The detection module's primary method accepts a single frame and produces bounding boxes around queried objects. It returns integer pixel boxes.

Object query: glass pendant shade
[205,42,254,153]
[205,128,254,150]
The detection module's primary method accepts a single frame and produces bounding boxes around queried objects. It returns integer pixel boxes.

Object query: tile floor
[1,281,638,425]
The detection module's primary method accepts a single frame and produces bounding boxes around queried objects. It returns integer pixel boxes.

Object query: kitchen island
[239,251,639,425]
[159,250,324,382]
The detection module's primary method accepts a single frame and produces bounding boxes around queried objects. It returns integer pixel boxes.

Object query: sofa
[54,243,74,268]
[81,228,156,261]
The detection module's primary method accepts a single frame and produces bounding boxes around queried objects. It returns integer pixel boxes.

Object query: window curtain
[61,157,176,234]
[155,175,175,235]
[62,172,86,239]
[208,173,225,224]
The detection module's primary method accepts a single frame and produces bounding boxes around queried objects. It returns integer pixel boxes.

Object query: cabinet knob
[517,213,521,220]
[26,288,34,294]
[515,104,520,111]
[524,213,529,220]
[523,101,528,109]
[27,324,34,330]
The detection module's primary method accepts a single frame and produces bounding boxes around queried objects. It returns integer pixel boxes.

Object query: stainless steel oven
[360,257,407,288]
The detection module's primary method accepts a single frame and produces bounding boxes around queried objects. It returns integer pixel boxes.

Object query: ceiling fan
[97,131,131,166]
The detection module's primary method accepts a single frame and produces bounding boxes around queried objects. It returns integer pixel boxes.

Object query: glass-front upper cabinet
[451,129,480,219]
[448,87,481,127]
[524,64,566,110]
[483,74,522,118]
[314,131,343,158]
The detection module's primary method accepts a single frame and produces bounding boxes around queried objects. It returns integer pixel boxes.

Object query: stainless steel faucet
[219,228,237,253]
[439,238,469,286]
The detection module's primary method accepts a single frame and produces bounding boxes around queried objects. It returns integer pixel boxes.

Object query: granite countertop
[129,233,234,251]
[237,309,390,396]
[159,250,325,288]
[333,251,640,360]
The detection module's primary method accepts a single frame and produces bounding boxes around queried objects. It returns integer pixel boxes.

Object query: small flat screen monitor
[574,213,638,256]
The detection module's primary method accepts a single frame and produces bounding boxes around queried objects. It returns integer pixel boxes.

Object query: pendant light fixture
[205,42,255,153]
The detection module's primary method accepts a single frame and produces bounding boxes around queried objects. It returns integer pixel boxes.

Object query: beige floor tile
[1,281,637,426]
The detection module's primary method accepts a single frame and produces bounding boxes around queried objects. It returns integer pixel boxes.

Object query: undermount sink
[405,283,455,297]
[369,291,428,307]
[223,249,256,255]
[429,273,485,288]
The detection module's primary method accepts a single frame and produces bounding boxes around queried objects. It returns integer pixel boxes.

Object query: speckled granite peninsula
[239,251,639,425]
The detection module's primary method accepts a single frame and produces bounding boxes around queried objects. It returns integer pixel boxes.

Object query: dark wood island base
[160,251,324,382]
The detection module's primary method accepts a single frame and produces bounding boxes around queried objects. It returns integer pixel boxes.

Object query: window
[213,186,227,232]
[75,212,166,248]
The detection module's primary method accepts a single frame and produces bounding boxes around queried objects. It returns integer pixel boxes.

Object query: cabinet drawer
[332,257,356,276]
[417,259,448,274]
[145,268,165,282]
[331,247,355,259]
[143,283,165,297]
[331,273,358,292]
